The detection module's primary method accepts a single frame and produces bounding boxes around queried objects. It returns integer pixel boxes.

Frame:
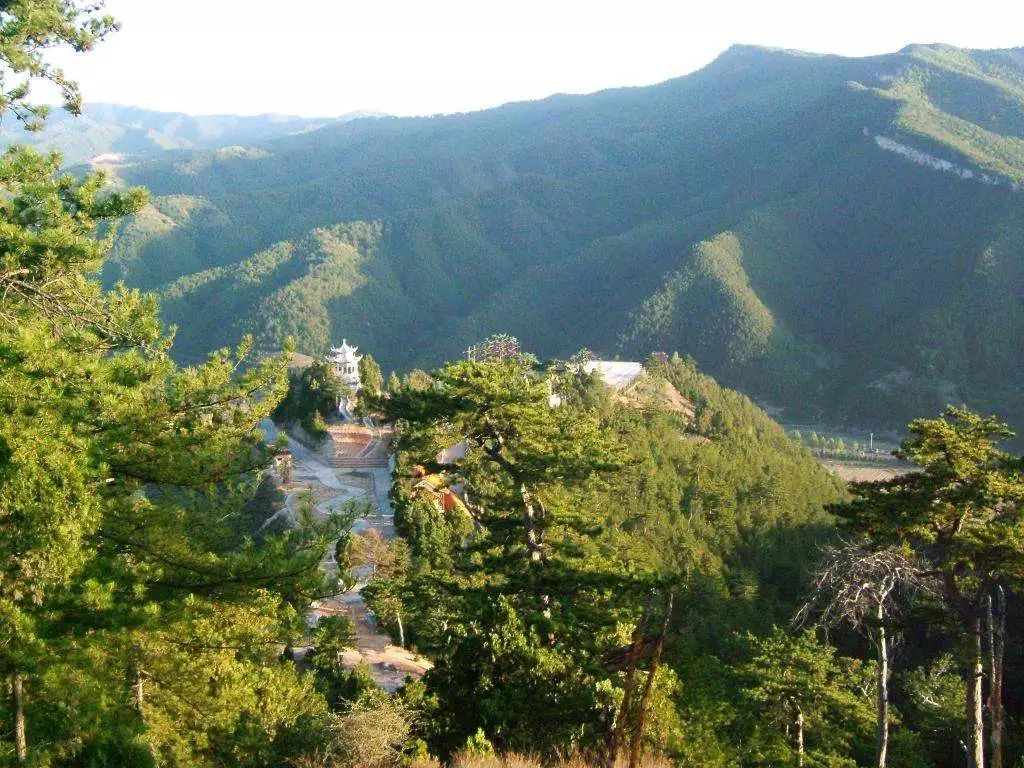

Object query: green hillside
[106,43,1024,428]
[373,353,850,762]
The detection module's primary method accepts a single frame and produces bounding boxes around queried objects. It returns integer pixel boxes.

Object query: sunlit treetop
[0,0,117,130]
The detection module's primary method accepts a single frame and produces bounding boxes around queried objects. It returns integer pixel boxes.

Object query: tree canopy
[0,5,343,763]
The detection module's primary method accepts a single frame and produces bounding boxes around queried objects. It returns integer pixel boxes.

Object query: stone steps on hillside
[323,420,391,467]
[330,456,390,468]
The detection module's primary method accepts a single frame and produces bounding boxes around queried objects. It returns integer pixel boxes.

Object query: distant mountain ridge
[101,42,1024,428]
[0,103,386,165]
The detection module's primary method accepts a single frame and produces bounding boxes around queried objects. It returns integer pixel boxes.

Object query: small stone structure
[273,449,293,481]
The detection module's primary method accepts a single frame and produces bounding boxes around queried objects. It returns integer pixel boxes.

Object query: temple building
[327,339,362,392]
[583,360,643,390]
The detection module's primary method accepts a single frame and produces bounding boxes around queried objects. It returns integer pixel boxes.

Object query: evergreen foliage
[367,354,847,762]
[6,8,1024,766]
[359,353,384,396]
[741,628,874,766]
[833,407,1024,768]
[0,7,344,763]
[273,360,347,440]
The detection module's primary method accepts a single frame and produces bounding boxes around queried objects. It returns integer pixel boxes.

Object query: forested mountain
[372,354,854,763]
[105,43,1024,428]
[0,103,382,165]
[367,354,1024,768]
[7,5,1024,763]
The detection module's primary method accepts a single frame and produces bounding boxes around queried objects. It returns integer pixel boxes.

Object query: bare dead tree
[987,585,1006,768]
[795,541,936,768]
[11,673,26,764]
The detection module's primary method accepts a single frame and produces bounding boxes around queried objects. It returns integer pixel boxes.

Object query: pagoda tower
[327,339,362,392]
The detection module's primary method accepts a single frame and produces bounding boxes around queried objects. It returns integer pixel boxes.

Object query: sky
[46,0,1024,118]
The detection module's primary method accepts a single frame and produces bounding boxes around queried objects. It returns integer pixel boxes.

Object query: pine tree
[833,407,1024,768]
[379,358,647,758]
[0,5,342,762]
[798,543,932,767]
[742,628,873,767]
[359,353,384,396]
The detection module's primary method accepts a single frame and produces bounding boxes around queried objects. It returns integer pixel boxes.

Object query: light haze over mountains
[0,104,385,166]
[42,0,1024,117]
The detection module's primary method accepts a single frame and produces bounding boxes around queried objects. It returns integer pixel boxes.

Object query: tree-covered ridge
[881,45,1024,180]
[354,352,1024,768]
[155,221,402,357]
[620,233,828,404]
[602,356,846,622]
[101,42,1024,429]
[364,353,848,761]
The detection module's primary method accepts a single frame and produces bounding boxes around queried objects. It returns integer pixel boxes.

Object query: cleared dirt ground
[822,459,916,482]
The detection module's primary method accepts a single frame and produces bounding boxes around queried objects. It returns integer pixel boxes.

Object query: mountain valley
[86,43,1024,428]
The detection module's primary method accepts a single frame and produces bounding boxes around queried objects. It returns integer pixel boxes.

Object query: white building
[327,339,362,391]
[584,360,643,390]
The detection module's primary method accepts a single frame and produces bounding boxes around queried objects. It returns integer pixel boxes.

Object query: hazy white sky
[48,0,1024,117]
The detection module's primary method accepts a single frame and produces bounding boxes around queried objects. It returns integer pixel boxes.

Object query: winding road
[259,419,429,692]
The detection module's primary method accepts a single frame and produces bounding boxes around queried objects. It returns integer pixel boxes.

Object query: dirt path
[821,458,916,482]
[260,419,429,692]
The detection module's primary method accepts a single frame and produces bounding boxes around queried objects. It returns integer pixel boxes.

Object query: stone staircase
[330,456,389,468]
[325,421,391,469]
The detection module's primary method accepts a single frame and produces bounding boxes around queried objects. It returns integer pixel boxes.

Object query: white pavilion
[327,339,362,392]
